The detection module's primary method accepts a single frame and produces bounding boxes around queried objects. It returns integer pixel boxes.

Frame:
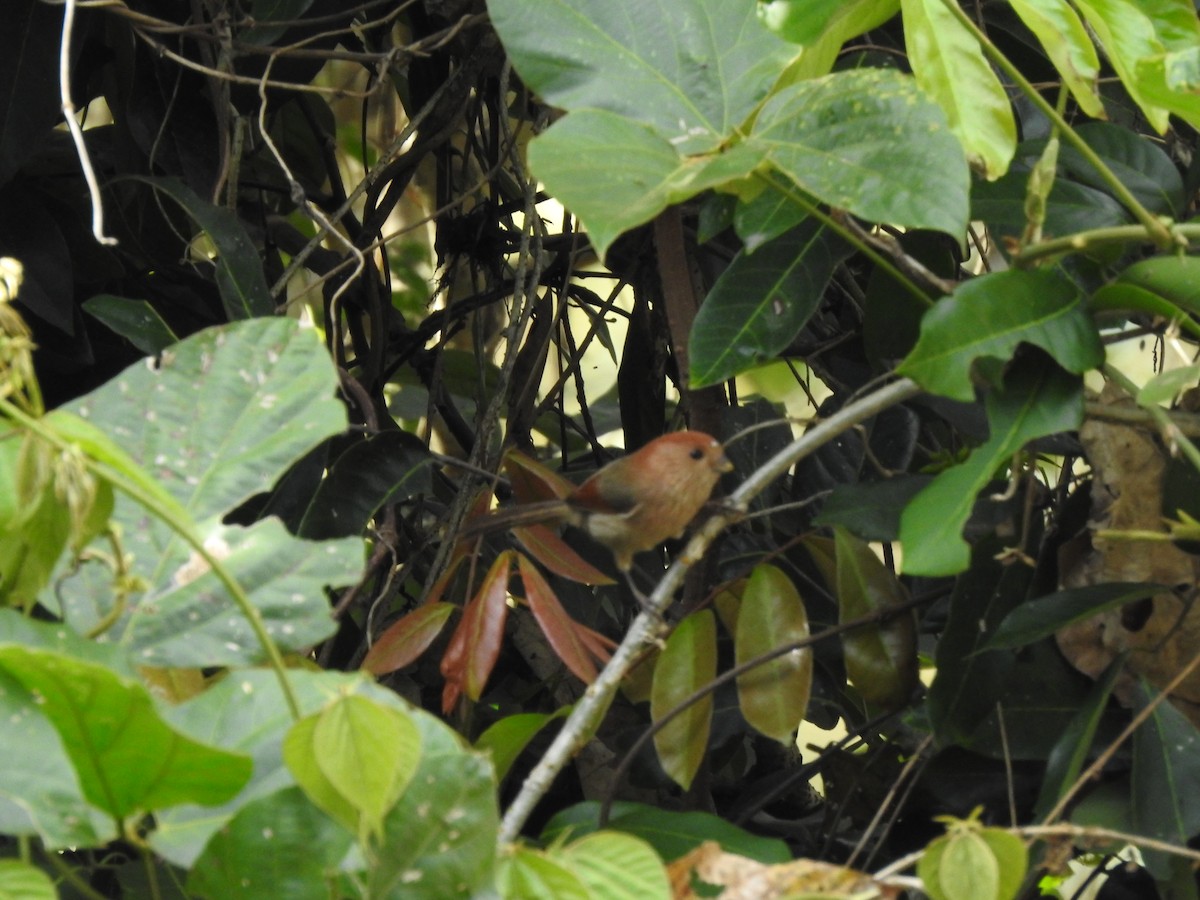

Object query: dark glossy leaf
[987,582,1166,649]
[297,431,432,539]
[129,177,273,320]
[1060,122,1185,216]
[83,294,180,355]
[361,602,456,676]
[901,360,1084,576]
[652,610,716,789]
[690,220,851,388]
[899,269,1104,402]
[972,166,1130,247]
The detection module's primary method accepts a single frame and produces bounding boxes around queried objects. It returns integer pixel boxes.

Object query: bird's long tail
[457,499,574,542]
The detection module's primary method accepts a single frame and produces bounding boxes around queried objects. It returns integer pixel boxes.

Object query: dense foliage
[3,0,1200,897]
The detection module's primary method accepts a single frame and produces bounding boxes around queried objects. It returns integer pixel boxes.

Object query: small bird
[461,431,733,572]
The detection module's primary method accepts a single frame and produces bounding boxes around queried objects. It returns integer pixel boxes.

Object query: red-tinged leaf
[520,556,599,683]
[735,565,812,744]
[442,678,462,715]
[574,622,617,663]
[504,449,576,502]
[362,602,457,676]
[513,524,616,585]
[440,551,512,708]
[424,547,466,606]
[652,610,717,790]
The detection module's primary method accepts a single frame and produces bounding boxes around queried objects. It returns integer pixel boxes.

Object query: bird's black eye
[689,447,704,460]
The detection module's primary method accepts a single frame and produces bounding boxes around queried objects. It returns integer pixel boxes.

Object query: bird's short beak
[716,452,734,473]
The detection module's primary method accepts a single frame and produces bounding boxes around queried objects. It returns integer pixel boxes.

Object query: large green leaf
[1008,0,1104,118]
[898,269,1105,402]
[735,565,812,743]
[900,0,1017,178]
[763,0,900,80]
[0,644,251,820]
[747,68,970,237]
[900,361,1084,576]
[130,177,274,320]
[652,610,716,790]
[1071,0,1171,132]
[554,832,670,900]
[986,582,1165,649]
[527,112,762,261]
[187,786,352,900]
[1059,123,1185,217]
[51,318,357,666]
[690,220,850,388]
[489,0,793,156]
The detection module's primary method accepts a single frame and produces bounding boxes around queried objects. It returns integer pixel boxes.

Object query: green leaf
[0,645,251,819]
[1034,659,1123,819]
[0,860,56,900]
[762,0,900,79]
[282,714,359,835]
[54,318,354,666]
[1008,0,1104,119]
[153,670,441,868]
[1102,255,1200,321]
[1071,0,1170,132]
[368,744,499,898]
[652,610,716,790]
[1141,363,1200,406]
[920,821,1026,900]
[898,269,1104,402]
[1131,679,1200,845]
[834,528,918,710]
[489,0,793,155]
[129,176,274,320]
[311,695,422,840]
[527,112,761,262]
[476,709,569,782]
[83,294,181,355]
[499,848,590,900]
[901,361,1084,576]
[986,582,1166,649]
[0,434,69,607]
[187,786,353,900]
[541,802,791,864]
[555,832,670,900]
[900,0,1017,178]
[748,68,970,236]
[690,220,850,388]
[735,564,812,743]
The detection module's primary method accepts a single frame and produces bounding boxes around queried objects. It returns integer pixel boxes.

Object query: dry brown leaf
[1058,399,1200,724]
[667,841,900,900]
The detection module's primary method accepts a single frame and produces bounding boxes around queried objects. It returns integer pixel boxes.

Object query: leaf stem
[937,0,1179,249]
[0,398,302,720]
[1016,224,1200,267]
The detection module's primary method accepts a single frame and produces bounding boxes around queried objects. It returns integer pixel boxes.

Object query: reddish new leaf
[513,524,615,585]
[504,448,576,502]
[520,555,600,683]
[440,551,512,712]
[362,602,456,676]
